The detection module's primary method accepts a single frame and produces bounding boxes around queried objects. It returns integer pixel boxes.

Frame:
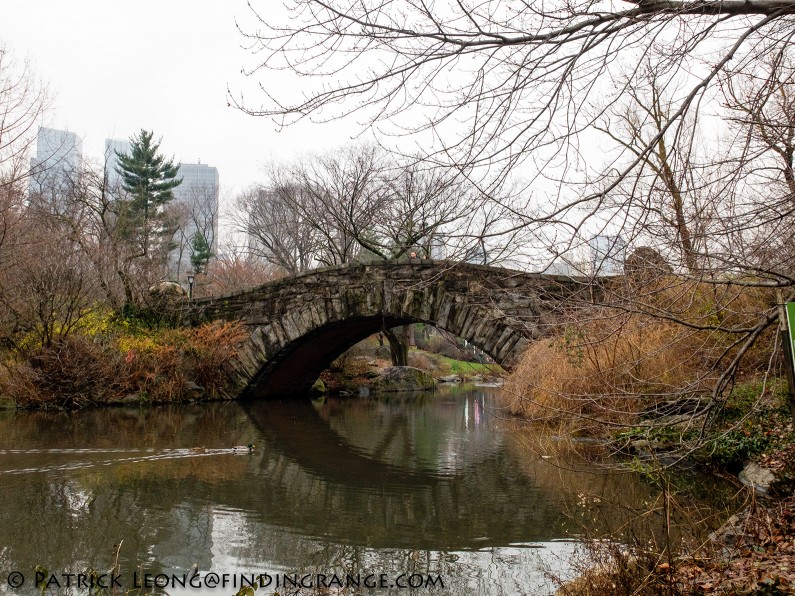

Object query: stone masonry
[187,260,593,398]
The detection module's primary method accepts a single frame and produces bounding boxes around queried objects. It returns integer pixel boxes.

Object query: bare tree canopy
[236,1,794,182]
[235,144,528,273]
[235,2,795,425]
[0,44,49,183]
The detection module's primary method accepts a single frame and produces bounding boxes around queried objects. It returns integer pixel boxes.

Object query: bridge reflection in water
[0,387,735,594]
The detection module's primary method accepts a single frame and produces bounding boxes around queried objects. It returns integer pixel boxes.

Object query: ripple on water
[0,390,740,596]
[0,448,252,476]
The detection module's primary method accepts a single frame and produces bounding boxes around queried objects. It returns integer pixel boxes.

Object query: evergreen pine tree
[115,129,182,255]
[111,129,182,310]
[189,233,212,274]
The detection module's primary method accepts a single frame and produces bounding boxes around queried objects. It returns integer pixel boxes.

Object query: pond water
[0,386,736,595]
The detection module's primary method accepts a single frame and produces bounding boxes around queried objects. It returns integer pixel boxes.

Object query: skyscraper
[170,162,220,280]
[29,127,82,205]
[104,137,132,194]
[589,234,626,276]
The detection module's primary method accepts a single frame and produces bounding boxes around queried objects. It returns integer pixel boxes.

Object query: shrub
[501,278,775,434]
[0,320,248,409]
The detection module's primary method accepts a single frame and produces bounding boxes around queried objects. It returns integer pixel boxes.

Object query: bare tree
[0,184,103,350]
[593,74,711,274]
[232,3,795,428]
[716,58,795,280]
[291,144,386,267]
[236,1,794,191]
[234,184,320,275]
[358,160,489,261]
[203,244,285,295]
[0,44,49,285]
[46,155,181,313]
[0,44,49,187]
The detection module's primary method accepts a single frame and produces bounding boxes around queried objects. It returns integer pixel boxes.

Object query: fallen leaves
[676,495,795,594]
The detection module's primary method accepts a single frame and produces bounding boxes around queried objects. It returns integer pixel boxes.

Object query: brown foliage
[178,321,249,394]
[0,321,248,409]
[501,278,775,433]
[558,496,795,595]
[201,251,285,296]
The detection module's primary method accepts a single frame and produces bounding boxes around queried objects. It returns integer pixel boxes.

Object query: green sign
[787,303,795,372]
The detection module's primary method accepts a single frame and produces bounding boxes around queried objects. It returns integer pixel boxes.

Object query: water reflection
[0,387,735,595]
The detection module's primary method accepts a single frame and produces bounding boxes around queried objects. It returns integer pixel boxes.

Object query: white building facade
[29,127,83,206]
[169,163,219,281]
[104,138,133,194]
[589,234,627,276]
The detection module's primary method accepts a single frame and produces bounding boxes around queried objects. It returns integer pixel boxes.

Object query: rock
[709,513,744,547]
[739,462,776,495]
[625,246,673,279]
[310,378,327,396]
[184,381,207,400]
[117,393,145,405]
[437,375,462,383]
[629,439,653,456]
[370,366,436,393]
[628,439,664,458]
[0,395,16,410]
[148,281,187,297]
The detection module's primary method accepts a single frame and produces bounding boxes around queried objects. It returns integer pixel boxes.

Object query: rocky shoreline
[317,353,504,397]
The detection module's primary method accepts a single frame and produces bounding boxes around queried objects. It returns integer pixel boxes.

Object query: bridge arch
[190,261,588,398]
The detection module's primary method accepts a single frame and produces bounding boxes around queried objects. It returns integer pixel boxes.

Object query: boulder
[624,246,673,279]
[739,462,776,496]
[437,375,462,383]
[117,393,145,405]
[371,366,436,393]
[184,381,207,400]
[310,378,327,396]
[148,281,187,297]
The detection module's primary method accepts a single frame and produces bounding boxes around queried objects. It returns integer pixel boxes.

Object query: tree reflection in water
[0,387,737,595]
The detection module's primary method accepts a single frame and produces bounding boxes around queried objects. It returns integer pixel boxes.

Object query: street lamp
[187,272,195,301]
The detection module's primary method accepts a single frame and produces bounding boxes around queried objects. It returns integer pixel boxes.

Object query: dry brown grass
[501,278,775,433]
[0,321,248,409]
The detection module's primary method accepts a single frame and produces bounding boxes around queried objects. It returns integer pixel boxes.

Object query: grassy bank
[320,343,503,393]
[0,316,248,410]
[546,379,795,595]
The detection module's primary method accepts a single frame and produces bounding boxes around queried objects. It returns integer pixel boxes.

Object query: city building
[169,162,220,280]
[104,137,132,194]
[29,127,83,207]
[589,234,626,276]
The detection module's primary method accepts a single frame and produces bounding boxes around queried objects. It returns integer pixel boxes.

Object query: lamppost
[187,272,195,302]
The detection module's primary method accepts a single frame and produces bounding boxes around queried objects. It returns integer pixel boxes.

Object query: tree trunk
[117,267,135,312]
[384,326,410,366]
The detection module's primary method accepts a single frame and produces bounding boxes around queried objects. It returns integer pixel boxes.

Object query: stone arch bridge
[188,261,594,398]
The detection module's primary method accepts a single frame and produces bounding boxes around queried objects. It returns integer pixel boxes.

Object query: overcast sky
[2,0,356,199]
